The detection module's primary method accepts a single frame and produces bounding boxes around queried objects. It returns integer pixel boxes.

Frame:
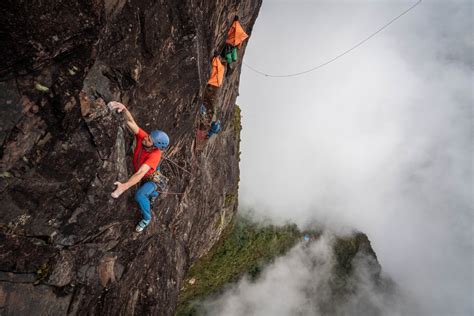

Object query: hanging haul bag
[231,46,238,62]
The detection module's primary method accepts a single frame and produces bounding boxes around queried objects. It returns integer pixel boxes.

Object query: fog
[205,235,412,316]
[227,0,473,315]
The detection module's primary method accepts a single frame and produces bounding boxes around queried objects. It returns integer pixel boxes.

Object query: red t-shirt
[133,128,162,176]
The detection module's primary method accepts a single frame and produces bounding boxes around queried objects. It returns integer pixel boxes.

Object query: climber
[207,120,221,139]
[108,101,169,232]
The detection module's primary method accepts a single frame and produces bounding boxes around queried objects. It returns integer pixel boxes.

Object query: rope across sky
[244,0,422,78]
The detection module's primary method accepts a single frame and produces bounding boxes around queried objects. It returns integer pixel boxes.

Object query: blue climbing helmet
[150,130,169,150]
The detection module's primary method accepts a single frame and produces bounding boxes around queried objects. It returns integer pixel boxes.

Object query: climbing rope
[244,0,422,78]
[164,157,193,175]
[157,190,185,195]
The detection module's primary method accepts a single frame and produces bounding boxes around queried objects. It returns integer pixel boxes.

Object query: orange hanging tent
[207,57,225,87]
[226,20,248,49]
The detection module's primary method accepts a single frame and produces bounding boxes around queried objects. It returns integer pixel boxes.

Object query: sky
[220,0,472,315]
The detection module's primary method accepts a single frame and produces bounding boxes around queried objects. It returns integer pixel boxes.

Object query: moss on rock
[176,215,302,315]
[175,219,381,316]
[231,105,242,136]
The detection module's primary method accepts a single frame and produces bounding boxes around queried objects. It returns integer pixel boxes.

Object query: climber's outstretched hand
[111,181,127,198]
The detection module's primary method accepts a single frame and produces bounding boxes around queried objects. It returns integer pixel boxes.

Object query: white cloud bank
[233,0,473,315]
[204,235,413,316]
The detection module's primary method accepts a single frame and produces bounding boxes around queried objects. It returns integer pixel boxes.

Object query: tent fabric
[226,20,248,49]
[207,57,225,87]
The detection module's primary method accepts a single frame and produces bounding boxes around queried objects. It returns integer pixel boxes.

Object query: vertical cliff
[0,1,262,315]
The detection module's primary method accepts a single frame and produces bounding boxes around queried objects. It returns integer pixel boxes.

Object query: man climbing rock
[109,101,169,232]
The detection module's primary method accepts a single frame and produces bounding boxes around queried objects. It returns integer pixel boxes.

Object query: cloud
[203,235,414,316]
[236,0,473,314]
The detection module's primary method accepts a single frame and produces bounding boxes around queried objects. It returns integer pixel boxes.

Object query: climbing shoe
[135,219,149,232]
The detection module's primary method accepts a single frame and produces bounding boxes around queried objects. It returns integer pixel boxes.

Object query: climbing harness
[136,144,169,193]
[137,145,190,196]
[143,170,169,192]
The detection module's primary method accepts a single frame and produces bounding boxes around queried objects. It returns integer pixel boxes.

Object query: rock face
[0,1,261,315]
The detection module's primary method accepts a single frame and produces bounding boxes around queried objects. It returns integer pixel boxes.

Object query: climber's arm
[111,164,151,198]
[108,101,139,135]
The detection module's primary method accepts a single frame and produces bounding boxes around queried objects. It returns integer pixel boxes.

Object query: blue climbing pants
[134,181,159,224]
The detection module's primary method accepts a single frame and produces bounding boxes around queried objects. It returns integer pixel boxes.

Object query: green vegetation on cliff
[176,215,302,315]
[175,214,381,316]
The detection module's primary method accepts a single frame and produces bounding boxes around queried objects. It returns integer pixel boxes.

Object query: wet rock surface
[0,0,261,315]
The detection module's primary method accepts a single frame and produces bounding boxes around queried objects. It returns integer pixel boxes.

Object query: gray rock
[0,0,262,315]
